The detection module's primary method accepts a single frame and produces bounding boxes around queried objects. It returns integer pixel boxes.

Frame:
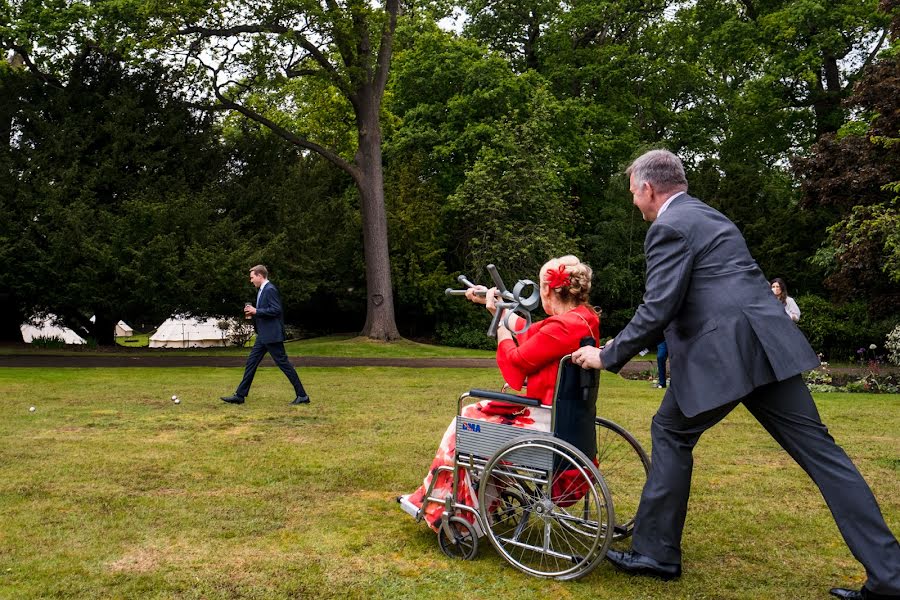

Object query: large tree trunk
[355,92,400,341]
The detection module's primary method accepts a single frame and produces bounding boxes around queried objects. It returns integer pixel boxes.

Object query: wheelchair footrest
[397,495,420,519]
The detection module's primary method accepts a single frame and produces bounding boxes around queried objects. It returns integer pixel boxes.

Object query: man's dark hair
[250,264,268,278]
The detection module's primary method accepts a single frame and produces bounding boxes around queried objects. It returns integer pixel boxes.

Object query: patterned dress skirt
[400,402,551,533]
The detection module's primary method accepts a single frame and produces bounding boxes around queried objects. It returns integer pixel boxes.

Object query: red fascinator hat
[545,264,571,289]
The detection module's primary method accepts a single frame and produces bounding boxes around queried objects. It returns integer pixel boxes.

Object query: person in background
[221,265,310,406]
[656,340,668,388]
[770,277,801,322]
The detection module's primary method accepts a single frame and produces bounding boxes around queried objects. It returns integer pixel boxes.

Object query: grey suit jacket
[600,194,820,417]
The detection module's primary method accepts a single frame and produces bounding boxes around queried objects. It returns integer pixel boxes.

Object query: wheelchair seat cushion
[478,400,531,418]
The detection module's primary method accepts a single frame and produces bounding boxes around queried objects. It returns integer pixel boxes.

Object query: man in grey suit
[572,150,900,599]
[221,265,310,406]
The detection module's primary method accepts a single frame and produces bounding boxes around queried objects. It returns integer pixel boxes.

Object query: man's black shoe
[831,587,900,600]
[221,395,245,404]
[606,549,681,581]
[290,395,310,405]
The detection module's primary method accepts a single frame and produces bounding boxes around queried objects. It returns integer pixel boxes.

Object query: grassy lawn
[1,367,897,599]
[4,335,493,359]
[115,333,152,348]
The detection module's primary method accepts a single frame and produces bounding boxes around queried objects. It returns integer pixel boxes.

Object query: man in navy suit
[572,150,899,599]
[221,265,310,406]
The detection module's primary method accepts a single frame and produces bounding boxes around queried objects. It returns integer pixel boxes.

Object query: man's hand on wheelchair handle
[572,344,604,370]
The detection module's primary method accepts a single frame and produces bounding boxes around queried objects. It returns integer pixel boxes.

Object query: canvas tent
[21,314,87,345]
[149,316,231,348]
[115,321,134,337]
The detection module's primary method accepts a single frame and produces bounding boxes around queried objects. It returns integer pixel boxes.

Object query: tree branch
[1,39,62,88]
[175,22,352,98]
[862,27,889,71]
[323,0,358,73]
[211,84,359,182]
[373,0,400,97]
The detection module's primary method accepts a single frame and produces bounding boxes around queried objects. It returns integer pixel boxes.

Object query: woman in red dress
[399,255,600,531]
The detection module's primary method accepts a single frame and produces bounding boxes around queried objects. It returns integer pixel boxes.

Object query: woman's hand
[465,285,488,305]
[465,285,500,315]
[484,287,500,315]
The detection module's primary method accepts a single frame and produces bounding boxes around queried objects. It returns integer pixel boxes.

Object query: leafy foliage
[886,323,900,366]
[795,34,900,318]
[0,47,233,343]
[796,294,895,359]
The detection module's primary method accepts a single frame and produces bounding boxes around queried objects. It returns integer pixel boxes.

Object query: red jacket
[497,304,600,405]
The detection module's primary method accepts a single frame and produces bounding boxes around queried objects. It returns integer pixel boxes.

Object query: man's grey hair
[626,149,688,191]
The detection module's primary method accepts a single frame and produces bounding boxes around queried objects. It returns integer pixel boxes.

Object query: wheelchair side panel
[456,418,554,471]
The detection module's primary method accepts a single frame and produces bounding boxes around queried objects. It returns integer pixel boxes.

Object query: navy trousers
[656,341,668,386]
[235,339,306,399]
[632,375,900,594]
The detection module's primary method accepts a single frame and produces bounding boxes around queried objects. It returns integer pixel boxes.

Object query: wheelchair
[404,344,650,580]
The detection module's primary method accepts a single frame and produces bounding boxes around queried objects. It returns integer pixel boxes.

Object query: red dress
[401,305,600,531]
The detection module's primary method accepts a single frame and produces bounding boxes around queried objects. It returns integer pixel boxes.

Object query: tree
[385,25,589,339]
[146,0,403,340]
[446,89,578,278]
[460,0,562,71]
[1,0,403,340]
[0,45,236,344]
[795,0,900,316]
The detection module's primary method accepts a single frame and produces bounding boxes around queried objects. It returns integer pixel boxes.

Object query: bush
[886,324,900,366]
[29,335,68,349]
[796,294,895,359]
[435,321,498,351]
[221,320,254,348]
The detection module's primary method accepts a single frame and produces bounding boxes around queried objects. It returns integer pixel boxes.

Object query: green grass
[4,334,493,359]
[115,333,151,347]
[283,335,494,358]
[1,367,897,599]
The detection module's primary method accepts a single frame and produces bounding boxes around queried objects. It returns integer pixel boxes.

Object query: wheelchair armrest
[467,389,542,407]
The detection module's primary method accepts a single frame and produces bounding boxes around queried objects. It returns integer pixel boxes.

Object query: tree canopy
[1,0,897,356]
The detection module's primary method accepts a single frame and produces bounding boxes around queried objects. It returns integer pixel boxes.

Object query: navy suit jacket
[253,282,287,344]
[600,194,820,417]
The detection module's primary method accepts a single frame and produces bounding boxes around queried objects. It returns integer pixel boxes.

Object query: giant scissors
[445,264,541,337]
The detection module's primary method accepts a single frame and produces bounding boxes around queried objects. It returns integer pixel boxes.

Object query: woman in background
[771,277,801,322]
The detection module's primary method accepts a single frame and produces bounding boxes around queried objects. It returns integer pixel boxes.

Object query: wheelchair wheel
[479,435,614,580]
[596,418,650,540]
[437,516,478,560]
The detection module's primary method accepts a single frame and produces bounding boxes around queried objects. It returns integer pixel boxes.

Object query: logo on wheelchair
[460,422,481,433]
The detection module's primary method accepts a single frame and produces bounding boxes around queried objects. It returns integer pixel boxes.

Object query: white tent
[149,316,231,348]
[21,314,87,345]
[115,321,134,337]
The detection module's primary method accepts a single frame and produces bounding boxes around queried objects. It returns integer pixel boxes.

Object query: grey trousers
[631,375,900,594]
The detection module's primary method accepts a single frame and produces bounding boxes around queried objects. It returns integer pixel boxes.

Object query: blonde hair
[540,255,592,305]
